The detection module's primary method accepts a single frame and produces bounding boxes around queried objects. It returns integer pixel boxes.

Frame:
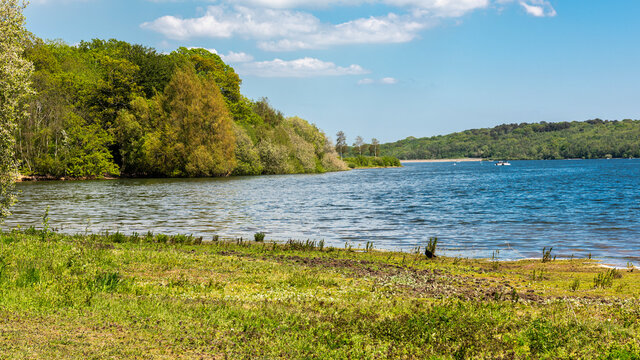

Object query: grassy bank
[0,230,638,359]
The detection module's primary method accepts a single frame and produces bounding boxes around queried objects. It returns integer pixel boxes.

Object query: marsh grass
[0,230,638,359]
[542,247,553,263]
[425,237,438,259]
[594,268,622,289]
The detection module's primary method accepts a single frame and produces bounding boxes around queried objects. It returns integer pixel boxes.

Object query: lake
[7,159,640,266]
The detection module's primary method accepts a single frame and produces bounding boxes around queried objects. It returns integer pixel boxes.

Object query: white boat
[495,161,511,166]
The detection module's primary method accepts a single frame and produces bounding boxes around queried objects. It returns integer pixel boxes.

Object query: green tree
[0,0,33,217]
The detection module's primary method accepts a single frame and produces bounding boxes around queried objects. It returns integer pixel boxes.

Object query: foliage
[425,237,438,259]
[381,119,640,160]
[343,155,401,168]
[0,0,33,217]
[254,232,265,242]
[13,39,346,178]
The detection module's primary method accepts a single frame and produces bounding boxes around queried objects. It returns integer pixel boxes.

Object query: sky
[24,0,640,143]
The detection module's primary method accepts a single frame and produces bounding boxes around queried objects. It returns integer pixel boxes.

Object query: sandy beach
[400,158,484,163]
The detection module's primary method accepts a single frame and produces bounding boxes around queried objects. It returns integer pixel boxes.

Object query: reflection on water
[7,159,640,266]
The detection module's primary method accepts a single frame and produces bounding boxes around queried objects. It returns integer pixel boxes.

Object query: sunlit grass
[0,230,638,358]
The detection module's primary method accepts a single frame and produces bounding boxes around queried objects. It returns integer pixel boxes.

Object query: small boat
[495,161,511,166]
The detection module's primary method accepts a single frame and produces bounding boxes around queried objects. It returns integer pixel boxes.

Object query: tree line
[380,120,640,160]
[15,39,347,178]
[335,131,381,158]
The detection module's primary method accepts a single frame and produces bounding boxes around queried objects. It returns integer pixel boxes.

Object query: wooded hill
[380,119,640,160]
[17,39,347,178]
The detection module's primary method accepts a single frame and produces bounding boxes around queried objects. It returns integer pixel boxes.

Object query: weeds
[425,237,438,259]
[93,272,122,292]
[593,268,622,289]
[286,239,324,251]
[365,241,374,252]
[254,232,266,242]
[569,278,580,291]
[40,206,50,241]
[531,269,546,281]
[542,247,553,263]
[491,250,500,270]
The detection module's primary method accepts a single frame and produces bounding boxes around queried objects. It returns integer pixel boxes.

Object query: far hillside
[380,119,640,160]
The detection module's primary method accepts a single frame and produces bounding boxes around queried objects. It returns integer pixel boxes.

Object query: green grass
[0,230,638,359]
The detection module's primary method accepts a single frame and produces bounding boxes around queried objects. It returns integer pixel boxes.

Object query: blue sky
[25,0,640,143]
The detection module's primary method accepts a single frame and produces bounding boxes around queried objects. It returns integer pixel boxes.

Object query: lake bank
[400,158,484,163]
[0,230,637,358]
[9,159,640,267]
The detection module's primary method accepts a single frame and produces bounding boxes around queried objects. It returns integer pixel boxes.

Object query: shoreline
[400,158,484,163]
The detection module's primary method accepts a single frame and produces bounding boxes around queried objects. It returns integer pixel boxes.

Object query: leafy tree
[149,65,236,177]
[15,36,346,178]
[336,131,346,158]
[0,0,33,217]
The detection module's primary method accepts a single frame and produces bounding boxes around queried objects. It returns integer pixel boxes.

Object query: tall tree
[335,131,346,158]
[353,136,364,156]
[0,0,33,218]
[371,138,379,157]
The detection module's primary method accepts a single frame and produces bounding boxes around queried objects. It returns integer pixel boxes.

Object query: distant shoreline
[400,158,484,163]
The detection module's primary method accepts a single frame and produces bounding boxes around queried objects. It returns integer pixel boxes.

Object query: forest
[16,39,347,178]
[380,119,640,160]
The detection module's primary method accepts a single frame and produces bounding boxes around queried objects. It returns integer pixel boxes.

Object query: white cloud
[259,13,428,51]
[142,6,428,50]
[190,47,255,63]
[519,0,556,17]
[358,77,398,85]
[220,51,255,63]
[236,57,369,77]
[141,6,319,40]
[142,1,554,51]
[232,0,489,16]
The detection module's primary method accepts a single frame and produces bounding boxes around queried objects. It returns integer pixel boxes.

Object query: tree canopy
[1,0,32,217]
[15,39,347,178]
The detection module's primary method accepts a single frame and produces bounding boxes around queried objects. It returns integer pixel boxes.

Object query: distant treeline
[381,119,640,160]
[17,39,346,178]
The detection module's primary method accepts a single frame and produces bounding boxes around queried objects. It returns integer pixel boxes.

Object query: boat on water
[495,161,511,166]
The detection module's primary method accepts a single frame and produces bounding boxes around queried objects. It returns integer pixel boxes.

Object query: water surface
[8,159,640,266]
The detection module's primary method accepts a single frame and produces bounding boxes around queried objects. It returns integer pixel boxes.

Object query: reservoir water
[7,159,640,266]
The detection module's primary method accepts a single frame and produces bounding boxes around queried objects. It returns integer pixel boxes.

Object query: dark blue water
[7,159,640,266]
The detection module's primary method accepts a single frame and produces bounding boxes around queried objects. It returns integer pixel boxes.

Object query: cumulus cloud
[141,6,319,40]
[236,57,369,77]
[231,0,489,16]
[142,1,555,51]
[358,77,398,85]
[259,13,427,51]
[519,0,556,17]
[357,78,375,85]
[190,47,255,63]
[142,5,428,50]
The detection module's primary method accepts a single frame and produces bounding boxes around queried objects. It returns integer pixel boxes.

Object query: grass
[0,230,639,359]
